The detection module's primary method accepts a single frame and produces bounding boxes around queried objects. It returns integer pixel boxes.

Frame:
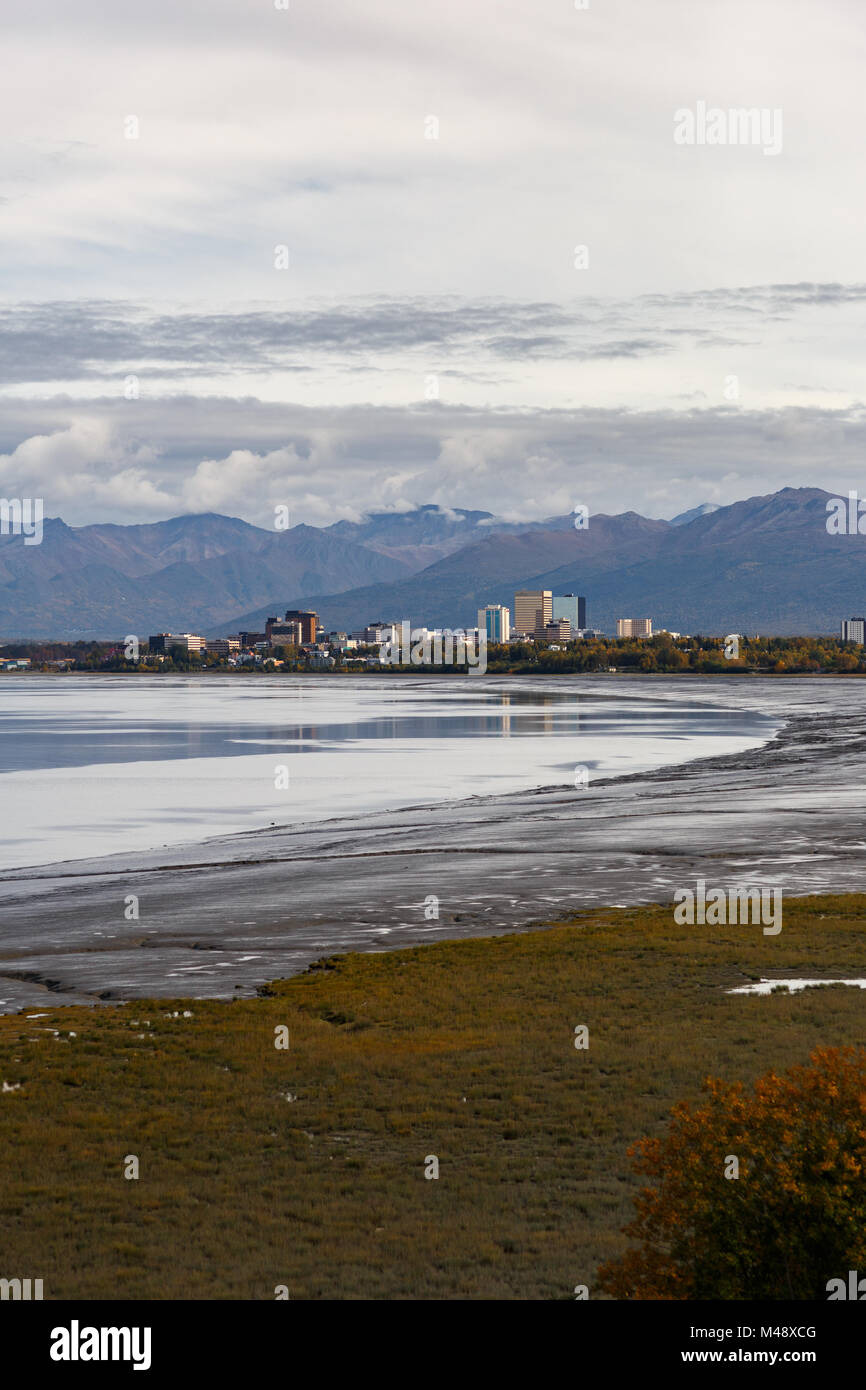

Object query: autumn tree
[598,1047,866,1300]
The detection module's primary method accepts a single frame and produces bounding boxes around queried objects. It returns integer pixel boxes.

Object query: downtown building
[477,604,511,642]
[266,616,304,646]
[148,632,206,655]
[513,590,552,638]
[616,618,653,638]
[841,618,866,643]
[552,594,586,631]
[354,621,400,646]
[270,609,318,644]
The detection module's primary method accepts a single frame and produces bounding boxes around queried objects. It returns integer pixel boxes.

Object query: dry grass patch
[1,894,865,1298]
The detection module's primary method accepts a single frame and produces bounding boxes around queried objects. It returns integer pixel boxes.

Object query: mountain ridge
[0,488,854,638]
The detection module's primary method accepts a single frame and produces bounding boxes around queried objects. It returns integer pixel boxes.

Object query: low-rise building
[356,621,399,646]
[148,632,206,655]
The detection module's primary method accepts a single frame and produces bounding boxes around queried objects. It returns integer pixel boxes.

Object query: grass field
[2,893,866,1299]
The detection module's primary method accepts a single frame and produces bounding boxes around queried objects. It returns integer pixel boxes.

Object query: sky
[1,0,865,528]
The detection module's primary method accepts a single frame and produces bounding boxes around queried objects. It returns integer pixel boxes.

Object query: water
[0,674,778,871]
[728,979,866,995]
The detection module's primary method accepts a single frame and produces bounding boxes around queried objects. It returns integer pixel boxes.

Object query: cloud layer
[1,1,865,525]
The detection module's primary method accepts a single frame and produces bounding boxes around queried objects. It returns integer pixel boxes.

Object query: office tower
[543,619,571,641]
[841,618,866,643]
[514,589,552,637]
[283,609,318,643]
[476,604,511,642]
[552,594,586,631]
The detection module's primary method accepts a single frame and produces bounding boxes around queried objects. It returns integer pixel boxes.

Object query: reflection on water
[728,978,866,995]
[0,683,769,775]
[0,675,779,870]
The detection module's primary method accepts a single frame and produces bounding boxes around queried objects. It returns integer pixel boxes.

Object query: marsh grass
[1,894,865,1298]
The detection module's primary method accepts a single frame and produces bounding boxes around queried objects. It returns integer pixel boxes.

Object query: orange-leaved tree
[598,1046,866,1300]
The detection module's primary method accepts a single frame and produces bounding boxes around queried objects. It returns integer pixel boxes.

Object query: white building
[476,605,511,642]
[616,618,653,639]
[356,622,399,646]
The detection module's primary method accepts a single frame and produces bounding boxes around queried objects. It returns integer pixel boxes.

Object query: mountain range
[0,488,858,639]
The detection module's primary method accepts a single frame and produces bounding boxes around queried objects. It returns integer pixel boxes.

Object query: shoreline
[0,674,826,1014]
[1,674,862,1015]
[0,671,777,871]
[3,666,866,677]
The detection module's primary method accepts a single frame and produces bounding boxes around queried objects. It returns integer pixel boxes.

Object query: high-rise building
[514,589,552,637]
[477,604,511,642]
[266,616,303,645]
[283,609,318,644]
[616,618,653,638]
[841,618,866,643]
[543,618,571,642]
[552,594,586,631]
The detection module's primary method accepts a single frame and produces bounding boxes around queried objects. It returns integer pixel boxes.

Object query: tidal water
[0,674,777,871]
[4,674,863,1014]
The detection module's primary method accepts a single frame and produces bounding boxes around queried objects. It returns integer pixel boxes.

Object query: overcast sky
[1,0,865,527]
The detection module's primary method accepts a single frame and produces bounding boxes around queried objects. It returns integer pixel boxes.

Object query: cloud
[0,283,859,394]
[1,396,866,528]
[1,1,864,527]
[2,0,866,306]
[0,419,173,515]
